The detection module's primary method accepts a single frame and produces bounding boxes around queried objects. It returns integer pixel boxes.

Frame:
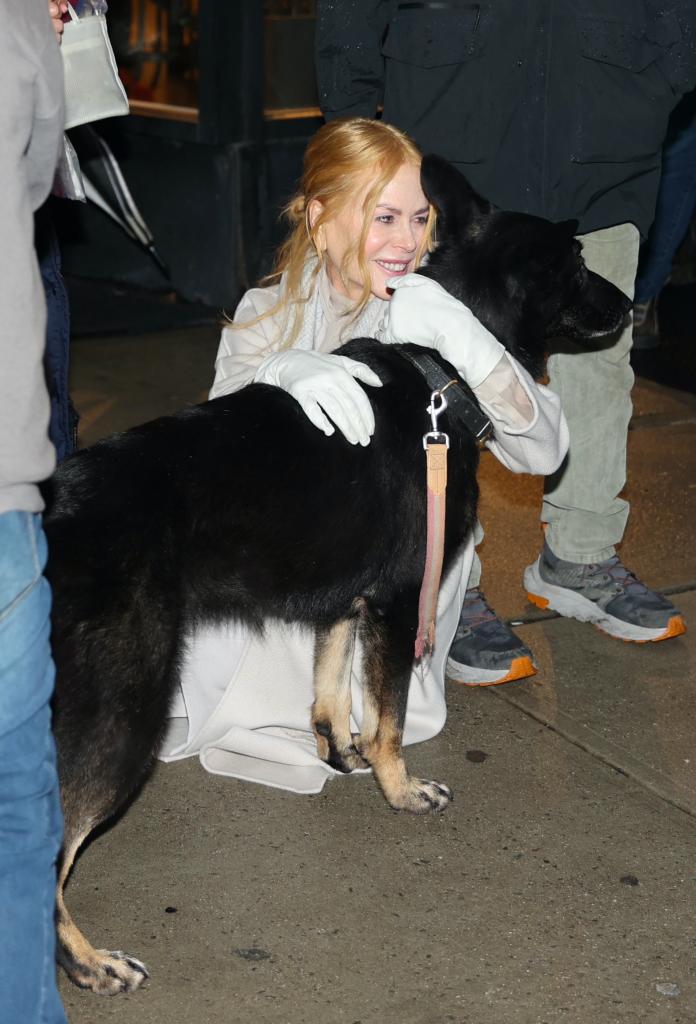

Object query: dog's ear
[421,154,491,237]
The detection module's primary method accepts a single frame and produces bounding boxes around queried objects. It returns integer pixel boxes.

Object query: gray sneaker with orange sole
[524,541,686,643]
[446,588,537,686]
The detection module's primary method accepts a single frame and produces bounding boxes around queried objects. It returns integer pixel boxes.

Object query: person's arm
[209,286,382,447]
[209,288,281,399]
[381,273,569,476]
[315,0,392,120]
[651,3,696,95]
[475,355,569,478]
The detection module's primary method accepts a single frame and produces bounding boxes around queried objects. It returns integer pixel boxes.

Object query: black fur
[45,155,631,993]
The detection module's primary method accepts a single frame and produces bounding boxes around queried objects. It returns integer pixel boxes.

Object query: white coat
[159,266,569,794]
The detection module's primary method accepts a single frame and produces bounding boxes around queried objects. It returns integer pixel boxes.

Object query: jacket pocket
[382,3,486,68]
[574,15,677,164]
[381,4,494,162]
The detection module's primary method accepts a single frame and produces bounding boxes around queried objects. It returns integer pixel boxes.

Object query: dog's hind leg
[55,816,149,996]
[52,657,174,994]
[356,599,452,814]
[48,579,184,993]
[312,615,368,772]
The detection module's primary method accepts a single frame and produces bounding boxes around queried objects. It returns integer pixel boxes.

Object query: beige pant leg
[542,223,639,563]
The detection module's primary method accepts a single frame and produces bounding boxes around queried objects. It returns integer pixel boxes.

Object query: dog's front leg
[357,599,452,814]
[312,615,368,772]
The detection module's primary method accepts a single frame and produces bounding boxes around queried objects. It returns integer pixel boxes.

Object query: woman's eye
[414,215,429,225]
[376,214,394,224]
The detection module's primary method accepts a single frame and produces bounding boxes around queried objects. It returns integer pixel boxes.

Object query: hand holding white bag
[382,273,505,387]
[253,350,382,446]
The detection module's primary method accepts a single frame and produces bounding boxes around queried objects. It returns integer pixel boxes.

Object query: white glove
[381,273,505,388]
[253,349,382,446]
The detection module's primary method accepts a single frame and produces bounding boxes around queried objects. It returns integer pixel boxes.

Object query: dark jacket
[315,1,696,236]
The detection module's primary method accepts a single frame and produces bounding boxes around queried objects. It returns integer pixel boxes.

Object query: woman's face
[314,162,430,302]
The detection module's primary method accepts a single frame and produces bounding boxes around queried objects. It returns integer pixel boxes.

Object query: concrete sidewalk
[59,326,696,1024]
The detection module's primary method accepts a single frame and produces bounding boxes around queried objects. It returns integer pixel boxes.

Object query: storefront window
[106,2,320,125]
[264,0,319,120]
[108,0,200,122]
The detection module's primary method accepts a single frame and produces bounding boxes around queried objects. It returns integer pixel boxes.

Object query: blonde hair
[233,117,436,348]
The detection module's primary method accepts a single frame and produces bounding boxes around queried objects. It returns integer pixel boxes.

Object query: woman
[159,118,568,794]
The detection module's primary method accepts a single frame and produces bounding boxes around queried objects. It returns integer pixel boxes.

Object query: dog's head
[418,155,632,379]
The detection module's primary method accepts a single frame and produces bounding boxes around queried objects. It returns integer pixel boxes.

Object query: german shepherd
[45,155,631,994]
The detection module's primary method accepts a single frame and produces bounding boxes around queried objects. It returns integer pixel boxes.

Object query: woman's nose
[394,220,417,251]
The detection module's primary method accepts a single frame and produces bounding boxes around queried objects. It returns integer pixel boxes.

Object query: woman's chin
[370,272,402,301]
[371,265,413,299]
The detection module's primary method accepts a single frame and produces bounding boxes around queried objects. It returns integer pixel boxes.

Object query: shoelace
[584,556,649,595]
[459,588,499,629]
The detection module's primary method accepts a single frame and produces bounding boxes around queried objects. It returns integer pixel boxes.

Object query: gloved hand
[253,349,382,446]
[381,273,505,388]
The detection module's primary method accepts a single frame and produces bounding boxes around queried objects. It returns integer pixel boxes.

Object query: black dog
[45,155,631,994]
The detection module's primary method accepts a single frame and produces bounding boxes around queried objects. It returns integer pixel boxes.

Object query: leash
[396,349,494,659]
[415,389,451,658]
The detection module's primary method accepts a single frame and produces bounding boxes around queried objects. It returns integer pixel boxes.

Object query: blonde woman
[160,118,568,794]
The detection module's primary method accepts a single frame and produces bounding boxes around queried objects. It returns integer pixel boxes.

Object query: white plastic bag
[61,2,129,130]
[52,134,86,201]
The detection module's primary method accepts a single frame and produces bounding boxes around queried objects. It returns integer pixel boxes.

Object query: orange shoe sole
[452,655,537,687]
[615,614,687,644]
[526,592,687,645]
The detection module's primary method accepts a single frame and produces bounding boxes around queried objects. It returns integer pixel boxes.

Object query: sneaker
[524,541,687,643]
[446,588,537,686]
[632,298,660,350]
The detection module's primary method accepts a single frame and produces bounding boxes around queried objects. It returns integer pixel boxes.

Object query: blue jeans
[0,512,67,1024]
[634,90,696,304]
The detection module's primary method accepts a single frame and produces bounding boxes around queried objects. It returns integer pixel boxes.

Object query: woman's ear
[307,199,326,251]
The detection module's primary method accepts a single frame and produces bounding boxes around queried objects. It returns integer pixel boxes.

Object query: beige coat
[160,267,569,794]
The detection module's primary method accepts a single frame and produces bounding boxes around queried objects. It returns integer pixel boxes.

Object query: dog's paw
[69,949,149,995]
[388,777,453,815]
[335,742,370,772]
[324,741,370,774]
[314,724,369,773]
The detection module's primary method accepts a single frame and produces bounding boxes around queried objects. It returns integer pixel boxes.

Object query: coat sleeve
[315,0,392,118]
[0,14,62,511]
[209,286,282,399]
[651,3,696,94]
[476,354,570,477]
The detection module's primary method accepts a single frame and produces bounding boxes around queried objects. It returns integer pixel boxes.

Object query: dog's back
[46,156,631,996]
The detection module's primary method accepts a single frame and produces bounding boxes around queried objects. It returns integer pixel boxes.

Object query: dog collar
[396,348,494,447]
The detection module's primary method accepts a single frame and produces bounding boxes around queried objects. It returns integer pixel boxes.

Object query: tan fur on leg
[312,617,368,770]
[365,715,452,814]
[56,828,149,995]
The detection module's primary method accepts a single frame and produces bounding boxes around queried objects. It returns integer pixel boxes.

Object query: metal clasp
[423,389,450,450]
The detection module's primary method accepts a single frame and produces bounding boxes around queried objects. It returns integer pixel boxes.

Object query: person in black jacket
[315,1,694,685]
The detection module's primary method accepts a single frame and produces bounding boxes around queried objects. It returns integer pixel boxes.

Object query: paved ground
[57,312,696,1024]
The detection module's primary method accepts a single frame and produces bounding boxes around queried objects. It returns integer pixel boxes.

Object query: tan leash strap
[414,388,452,658]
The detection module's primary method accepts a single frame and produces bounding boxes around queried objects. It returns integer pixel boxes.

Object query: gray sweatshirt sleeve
[0,3,63,514]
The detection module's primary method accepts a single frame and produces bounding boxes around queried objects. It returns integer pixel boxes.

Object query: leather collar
[396,348,494,446]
